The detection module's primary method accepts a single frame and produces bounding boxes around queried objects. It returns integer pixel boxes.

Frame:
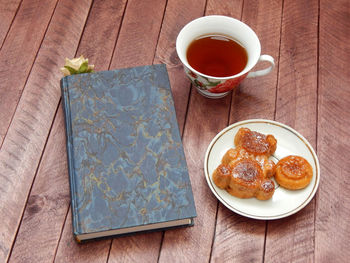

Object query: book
[61,64,196,242]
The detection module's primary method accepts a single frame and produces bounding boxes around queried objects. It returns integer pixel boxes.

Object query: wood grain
[107,0,168,262]
[55,207,110,263]
[1,0,349,261]
[53,0,127,261]
[274,0,318,142]
[9,105,71,263]
[0,0,21,48]
[110,1,211,261]
[110,0,166,70]
[76,0,128,72]
[232,0,282,121]
[160,95,231,263]
[212,214,266,263]
[153,0,203,132]
[210,0,283,262]
[0,0,92,261]
[157,1,231,262]
[316,0,350,262]
[265,0,319,262]
[0,0,58,144]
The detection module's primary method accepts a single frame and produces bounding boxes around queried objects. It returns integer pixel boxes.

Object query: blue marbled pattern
[61,64,196,236]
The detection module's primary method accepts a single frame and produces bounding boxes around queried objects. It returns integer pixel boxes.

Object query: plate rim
[204,119,320,220]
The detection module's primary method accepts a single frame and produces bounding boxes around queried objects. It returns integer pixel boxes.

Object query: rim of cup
[176,15,261,80]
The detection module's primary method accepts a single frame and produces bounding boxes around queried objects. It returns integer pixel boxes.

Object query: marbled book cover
[61,64,196,240]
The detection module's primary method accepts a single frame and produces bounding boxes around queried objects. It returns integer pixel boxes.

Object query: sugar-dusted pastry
[275,155,313,190]
[222,148,239,165]
[222,127,277,179]
[223,148,276,179]
[254,154,276,178]
[213,127,277,200]
[234,127,277,156]
[255,179,275,200]
[213,158,275,200]
[226,159,264,199]
[212,164,231,189]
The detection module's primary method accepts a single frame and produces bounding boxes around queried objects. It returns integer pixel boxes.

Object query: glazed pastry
[213,127,277,200]
[222,127,277,179]
[224,159,275,200]
[255,179,275,200]
[223,148,276,179]
[227,159,263,199]
[234,127,277,156]
[254,154,276,178]
[212,164,231,189]
[275,155,313,190]
[222,148,239,165]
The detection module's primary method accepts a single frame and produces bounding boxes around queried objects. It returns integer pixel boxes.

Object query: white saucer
[204,119,320,220]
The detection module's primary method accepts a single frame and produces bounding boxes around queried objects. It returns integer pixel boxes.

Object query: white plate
[204,119,320,220]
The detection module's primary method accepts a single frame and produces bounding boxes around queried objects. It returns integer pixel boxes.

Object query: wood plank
[210,0,283,262]
[110,0,166,69]
[153,0,200,132]
[0,0,22,48]
[106,0,168,262]
[0,0,58,144]
[108,232,163,263]
[265,0,319,262]
[75,0,127,72]
[157,1,233,262]
[55,207,110,263]
[316,0,350,262]
[52,0,128,262]
[231,0,282,121]
[110,0,218,261]
[274,0,318,142]
[0,0,92,261]
[160,97,231,263]
[9,105,71,263]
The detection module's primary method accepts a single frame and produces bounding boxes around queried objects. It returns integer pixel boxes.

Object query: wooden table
[0,0,349,262]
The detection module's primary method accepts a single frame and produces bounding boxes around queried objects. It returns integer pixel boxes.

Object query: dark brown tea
[186,35,248,77]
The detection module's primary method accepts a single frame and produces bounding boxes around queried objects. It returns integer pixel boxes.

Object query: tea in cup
[176,15,275,98]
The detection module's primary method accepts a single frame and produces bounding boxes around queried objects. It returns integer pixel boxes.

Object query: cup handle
[247,55,275,78]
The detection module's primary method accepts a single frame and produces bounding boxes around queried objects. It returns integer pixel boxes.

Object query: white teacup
[176,15,275,99]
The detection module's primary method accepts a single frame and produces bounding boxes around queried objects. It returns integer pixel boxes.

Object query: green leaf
[207,81,221,86]
[193,79,200,86]
[64,66,78,75]
[78,61,88,73]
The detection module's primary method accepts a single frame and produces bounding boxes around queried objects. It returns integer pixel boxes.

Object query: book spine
[60,77,80,236]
